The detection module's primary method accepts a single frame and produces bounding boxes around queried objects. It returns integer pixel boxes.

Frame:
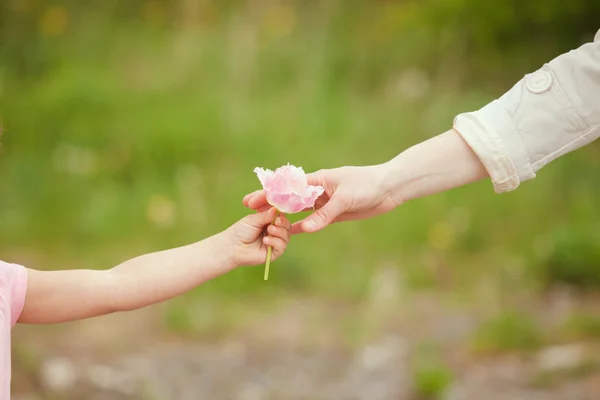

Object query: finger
[242,190,262,207]
[332,209,381,223]
[300,195,346,233]
[305,170,325,187]
[291,207,389,234]
[263,236,287,259]
[256,205,272,212]
[243,207,277,228]
[290,216,336,234]
[291,220,307,235]
[273,215,292,231]
[267,224,291,244]
[242,190,268,209]
[247,192,270,210]
[289,198,328,234]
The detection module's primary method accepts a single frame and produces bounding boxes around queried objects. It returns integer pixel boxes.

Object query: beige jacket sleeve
[453,29,600,193]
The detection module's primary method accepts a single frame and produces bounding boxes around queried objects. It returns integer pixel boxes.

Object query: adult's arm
[245,31,600,233]
[386,32,600,201]
[451,30,600,193]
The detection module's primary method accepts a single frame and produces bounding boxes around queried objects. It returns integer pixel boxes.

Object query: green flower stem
[264,209,280,281]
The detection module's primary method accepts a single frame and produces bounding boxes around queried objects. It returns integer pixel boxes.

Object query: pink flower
[254,164,325,214]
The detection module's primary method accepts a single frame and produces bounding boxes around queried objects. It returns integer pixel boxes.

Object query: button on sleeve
[454,39,600,193]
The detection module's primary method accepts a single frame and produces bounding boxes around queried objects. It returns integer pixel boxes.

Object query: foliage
[1,0,599,301]
[471,312,544,354]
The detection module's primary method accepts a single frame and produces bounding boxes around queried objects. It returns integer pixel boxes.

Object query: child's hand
[227,207,291,267]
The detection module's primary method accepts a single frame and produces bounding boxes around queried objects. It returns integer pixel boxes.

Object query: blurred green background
[3,1,600,399]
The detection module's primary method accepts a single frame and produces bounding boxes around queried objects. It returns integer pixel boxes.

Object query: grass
[2,1,600,340]
[559,313,600,342]
[470,312,544,354]
[6,6,600,400]
[413,365,453,400]
[411,343,454,400]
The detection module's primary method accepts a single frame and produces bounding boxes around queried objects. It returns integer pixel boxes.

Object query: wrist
[381,129,487,204]
[207,230,237,271]
[379,156,409,205]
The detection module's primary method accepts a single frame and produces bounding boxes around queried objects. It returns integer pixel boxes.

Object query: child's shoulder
[0,260,28,326]
[0,259,25,276]
[0,260,27,284]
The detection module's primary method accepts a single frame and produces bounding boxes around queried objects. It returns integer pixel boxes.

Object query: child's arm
[18,208,289,324]
[20,235,230,324]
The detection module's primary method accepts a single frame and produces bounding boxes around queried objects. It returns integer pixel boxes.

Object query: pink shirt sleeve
[0,261,28,327]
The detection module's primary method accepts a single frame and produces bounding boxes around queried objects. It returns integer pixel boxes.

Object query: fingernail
[305,220,317,230]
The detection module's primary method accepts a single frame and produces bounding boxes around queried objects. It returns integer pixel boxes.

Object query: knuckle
[317,209,331,222]
[338,196,351,208]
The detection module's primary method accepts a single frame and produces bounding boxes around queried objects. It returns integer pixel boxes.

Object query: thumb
[302,196,345,233]
[243,207,277,228]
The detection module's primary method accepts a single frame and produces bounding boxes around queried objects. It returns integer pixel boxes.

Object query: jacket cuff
[453,99,535,194]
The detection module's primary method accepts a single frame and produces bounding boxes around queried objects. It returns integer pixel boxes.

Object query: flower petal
[253,167,274,188]
[266,192,308,214]
[275,164,307,193]
[254,164,325,214]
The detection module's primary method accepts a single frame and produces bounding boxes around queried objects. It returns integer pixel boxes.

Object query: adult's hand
[243,130,489,234]
[243,164,400,234]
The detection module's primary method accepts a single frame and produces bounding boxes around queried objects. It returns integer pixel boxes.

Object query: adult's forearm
[382,129,489,204]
